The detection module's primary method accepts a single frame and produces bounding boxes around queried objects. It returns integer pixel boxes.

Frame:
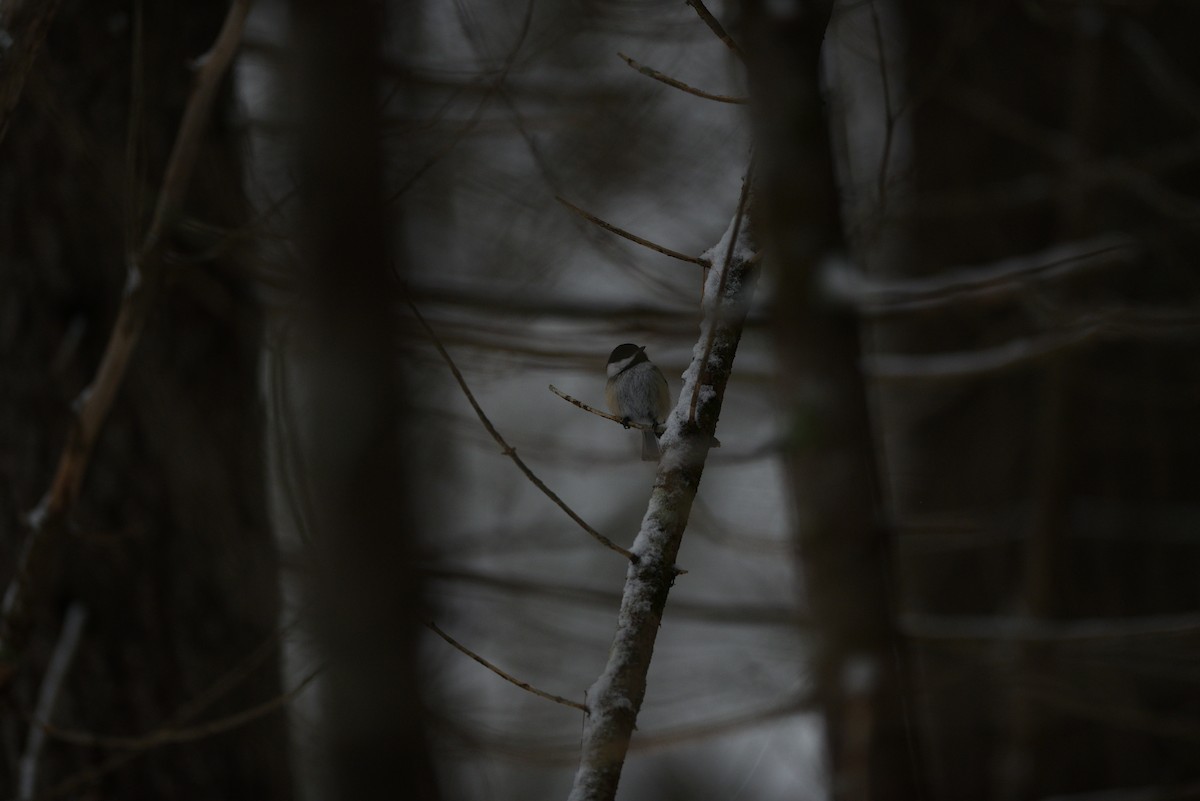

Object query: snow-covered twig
[566,179,758,801]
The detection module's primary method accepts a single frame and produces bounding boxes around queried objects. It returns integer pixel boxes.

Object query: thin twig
[869,0,895,215]
[17,604,87,801]
[0,0,65,145]
[548,384,656,431]
[685,0,744,61]
[36,624,293,798]
[0,0,253,683]
[426,621,587,712]
[408,302,637,562]
[617,53,748,104]
[555,196,710,267]
[39,667,322,750]
[550,384,718,448]
[386,0,534,203]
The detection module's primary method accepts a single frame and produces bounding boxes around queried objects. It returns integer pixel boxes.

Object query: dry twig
[426,621,587,712]
[555,196,710,267]
[685,0,744,60]
[0,0,65,145]
[616,53,748,105]
[17,605,87,801]
[39,668,322,750]
[408,302,637,562]
[548,384,657,431]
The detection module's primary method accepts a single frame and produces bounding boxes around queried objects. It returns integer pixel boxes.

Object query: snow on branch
[566,175,758,801]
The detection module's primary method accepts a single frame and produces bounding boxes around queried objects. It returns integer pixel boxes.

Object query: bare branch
[0,0,64,145]
[684,0,744,61]
[0,0,253,684]
[868,0,895,214]
[35,625,292,798]
[548,384,656,431]
[39,667,322,750]
[867,304,1200,381]
[426,621,587,713]
[408,302,637,562]
[616,53,748,104]
[901,612,1200,643]
[555,196,711,267]
[568,189,759,801]
[829,237,1139,316]
[426,566,804,626]
[17,604,87,801]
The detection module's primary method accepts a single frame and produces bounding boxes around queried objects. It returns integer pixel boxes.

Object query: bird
[605,343,671,461]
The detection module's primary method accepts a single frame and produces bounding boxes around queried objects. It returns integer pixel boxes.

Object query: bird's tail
[640,429,660,461]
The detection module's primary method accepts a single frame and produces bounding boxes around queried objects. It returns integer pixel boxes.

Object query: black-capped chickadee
[605,344,671,461]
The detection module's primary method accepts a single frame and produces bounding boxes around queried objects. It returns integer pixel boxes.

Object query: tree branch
[408,301,637,562]
[38,667,322,750]
[617,52,748,104]
[0,0,64,145]
[426,621,587,712]
[16,604,86,801]
[554,195,711,267]
[684,0,744,61]
[567,193,758,801]
[548,384,657,432]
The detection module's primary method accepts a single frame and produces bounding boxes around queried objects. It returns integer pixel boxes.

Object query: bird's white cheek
[606,356,635,378]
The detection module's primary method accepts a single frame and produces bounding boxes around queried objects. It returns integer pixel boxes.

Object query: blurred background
[2,0,1200,800]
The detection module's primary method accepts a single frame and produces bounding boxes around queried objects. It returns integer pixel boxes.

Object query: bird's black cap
[607,343,647,366]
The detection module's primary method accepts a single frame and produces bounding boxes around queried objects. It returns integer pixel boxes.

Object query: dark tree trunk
[742,3,924,800]
[0,2,291,798]
[288,1,442,798]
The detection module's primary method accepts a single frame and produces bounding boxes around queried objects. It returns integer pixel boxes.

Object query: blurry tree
[6,1,1200,800]
[881,3,1200,799]
[0,1,290,798]
[760,1,1200,799]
